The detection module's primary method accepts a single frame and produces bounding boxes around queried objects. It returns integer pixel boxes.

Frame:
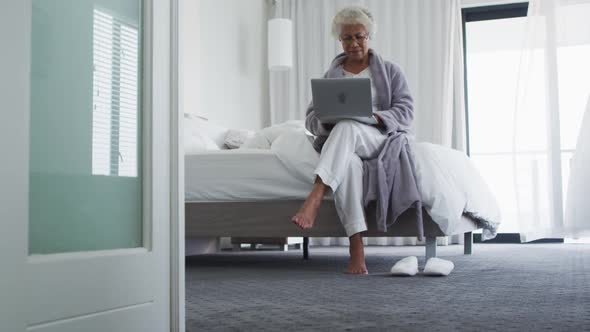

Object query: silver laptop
[311,77,377,125]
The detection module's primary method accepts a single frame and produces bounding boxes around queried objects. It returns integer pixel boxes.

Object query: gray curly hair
[331,6,376,39]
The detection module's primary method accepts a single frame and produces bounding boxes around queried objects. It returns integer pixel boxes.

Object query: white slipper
[423,257,454,276]
[390,256,419,276]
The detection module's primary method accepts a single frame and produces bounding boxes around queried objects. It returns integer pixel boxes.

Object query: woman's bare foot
[292,194,322,229]
[346,233,368,274]
[292,177,327,230]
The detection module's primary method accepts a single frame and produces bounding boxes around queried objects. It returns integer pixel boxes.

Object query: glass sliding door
[463,2,590,242]
[463,3,529,237]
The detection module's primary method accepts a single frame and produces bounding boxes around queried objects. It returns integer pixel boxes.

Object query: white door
[0,0,173,331]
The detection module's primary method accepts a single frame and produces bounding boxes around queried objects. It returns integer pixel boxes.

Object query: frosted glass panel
[29,0,143,254]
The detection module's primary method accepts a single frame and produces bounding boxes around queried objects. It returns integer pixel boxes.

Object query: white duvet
[254,121,501,240]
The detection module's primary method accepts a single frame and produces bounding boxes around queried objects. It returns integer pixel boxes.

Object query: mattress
[185,149,319,202]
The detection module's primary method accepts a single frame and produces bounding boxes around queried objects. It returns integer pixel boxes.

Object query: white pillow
[238,120,308,150]
[184,129,219,155]
[240,132,271,149]
[224,129,255,149]
[260,120,305,143]
[184,113,229,149]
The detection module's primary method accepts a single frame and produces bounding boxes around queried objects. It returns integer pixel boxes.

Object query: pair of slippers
[390,256,454,276]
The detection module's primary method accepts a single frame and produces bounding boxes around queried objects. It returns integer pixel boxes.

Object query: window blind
[92,8,139,177]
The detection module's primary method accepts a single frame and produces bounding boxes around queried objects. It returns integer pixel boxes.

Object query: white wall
[180,0,270,130]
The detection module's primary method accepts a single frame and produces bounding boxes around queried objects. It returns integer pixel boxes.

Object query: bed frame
[185,200,478,260]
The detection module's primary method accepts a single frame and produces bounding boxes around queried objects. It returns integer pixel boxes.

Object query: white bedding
[185,149,315,202]
[410,142,501,239]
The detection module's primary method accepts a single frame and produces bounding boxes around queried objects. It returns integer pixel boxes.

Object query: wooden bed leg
[464,232,473,255]
[425,237,437,261]
[303,237,309,260]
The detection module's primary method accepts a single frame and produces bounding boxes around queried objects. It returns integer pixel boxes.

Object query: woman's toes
[292,214,308,229]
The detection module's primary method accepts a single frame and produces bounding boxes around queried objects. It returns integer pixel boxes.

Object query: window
[92,8,140,177]
[463,2,590,241]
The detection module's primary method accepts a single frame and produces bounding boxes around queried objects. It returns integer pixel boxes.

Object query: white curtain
[565,96,590,237]
[269,0,466,246]
[512,0,590,241]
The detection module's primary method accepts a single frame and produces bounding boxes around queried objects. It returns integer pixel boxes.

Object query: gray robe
[305,49,423,237]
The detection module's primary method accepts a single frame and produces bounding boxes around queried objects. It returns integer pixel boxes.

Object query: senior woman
[292,6,414,274]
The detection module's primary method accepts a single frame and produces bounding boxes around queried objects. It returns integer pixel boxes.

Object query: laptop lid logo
[337,92,347,104]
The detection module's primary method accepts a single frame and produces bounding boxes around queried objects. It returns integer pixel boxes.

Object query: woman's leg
[292,120,385,229]
[291,175,328,229]
[293,121,384,274]
[348,233,367,274]
[332,154,366,235]
[333,154,369,274]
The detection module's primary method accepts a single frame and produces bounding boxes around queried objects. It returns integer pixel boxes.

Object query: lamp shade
[268,18,292,70]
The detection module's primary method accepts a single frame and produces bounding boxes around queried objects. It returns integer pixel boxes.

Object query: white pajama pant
[314,120,387,237]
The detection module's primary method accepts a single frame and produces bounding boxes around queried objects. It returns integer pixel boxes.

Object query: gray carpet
[186,244,590,331]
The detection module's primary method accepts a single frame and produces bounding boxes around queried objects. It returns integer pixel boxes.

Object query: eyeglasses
[339,33,369,44]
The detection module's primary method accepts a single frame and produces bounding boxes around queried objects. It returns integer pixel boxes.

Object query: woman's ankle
[349,233,364,253]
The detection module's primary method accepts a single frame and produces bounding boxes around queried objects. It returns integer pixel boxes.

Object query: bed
[184,139,499,260]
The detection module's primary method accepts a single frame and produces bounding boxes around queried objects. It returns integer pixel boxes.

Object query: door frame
[0,0,30,330]
[169,0,185,331]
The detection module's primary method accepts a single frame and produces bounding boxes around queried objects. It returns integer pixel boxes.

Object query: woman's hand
[373,114,384,127]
